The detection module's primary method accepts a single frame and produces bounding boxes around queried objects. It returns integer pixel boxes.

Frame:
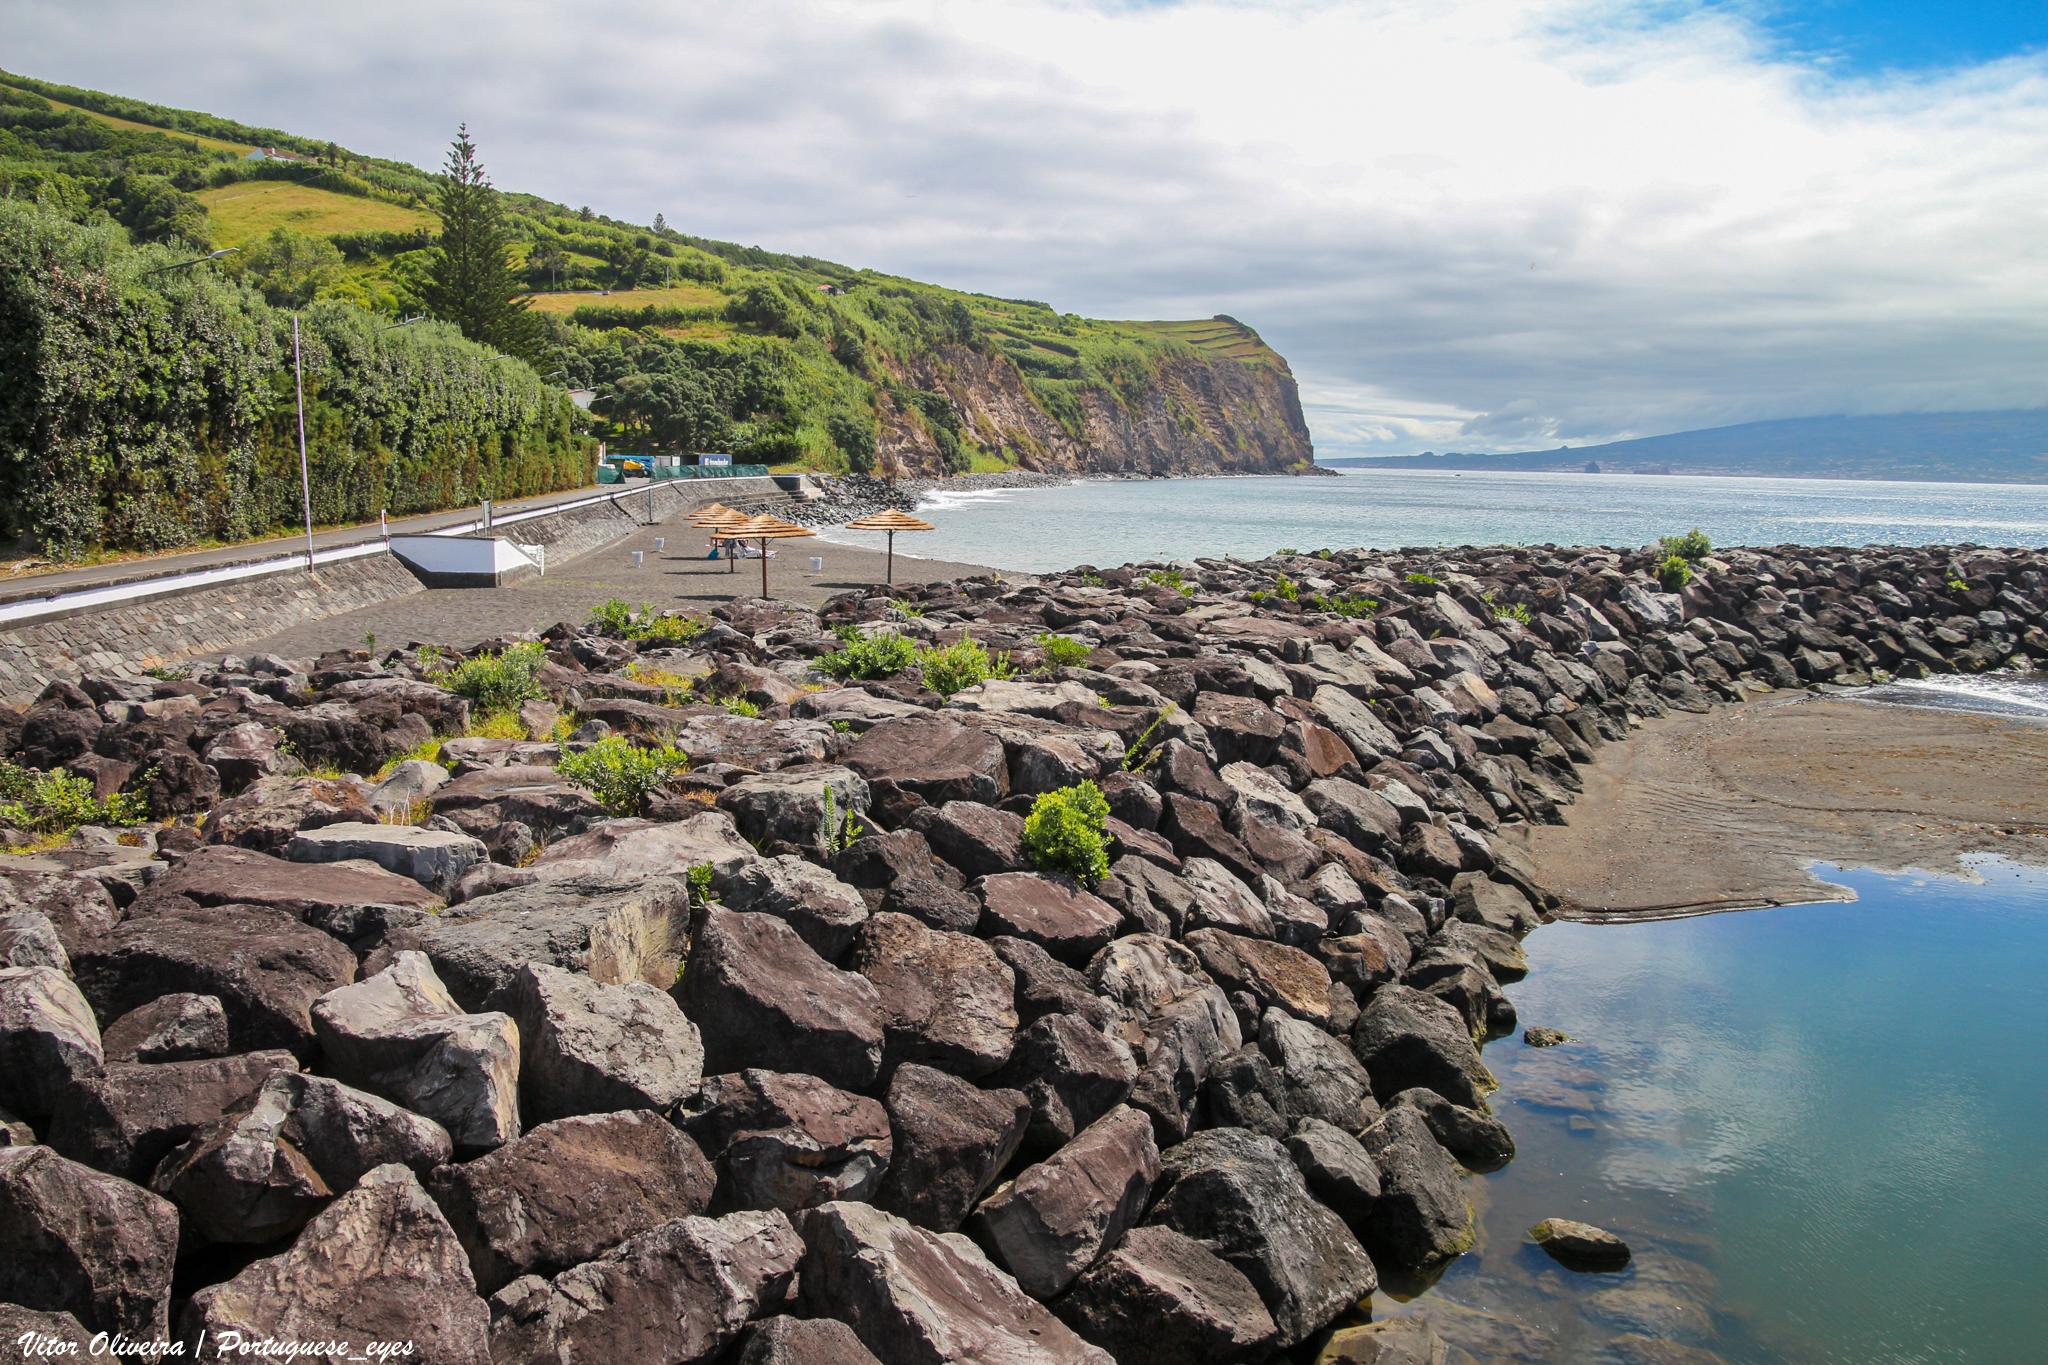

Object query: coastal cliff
[877,320,1316,479]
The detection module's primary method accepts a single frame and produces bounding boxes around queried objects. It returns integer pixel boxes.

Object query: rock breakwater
[0,540,2042,1360]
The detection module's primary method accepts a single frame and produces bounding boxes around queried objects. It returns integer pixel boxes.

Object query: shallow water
[813,469,2048,573]
[1385,859,2048,1363]
[1851,671,2048,720]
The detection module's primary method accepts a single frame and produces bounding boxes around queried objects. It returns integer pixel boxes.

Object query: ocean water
[1385,859,2048,1363]
[814,469,2048,573]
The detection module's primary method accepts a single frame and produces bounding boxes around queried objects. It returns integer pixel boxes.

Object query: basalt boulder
[676,908,886,1092]
[0,1144,179,1340]
[850,912,1019,1078]
[1351,984,1494,1109]
[47,1048,295,1182]
[0,965,103,1118]
[1355,1106,1475,1271]
[969,1104,1160,1299]
[507,962,703,1121]
[680,1069,893,1214]
[874,1063,1031,1232]
[1049,1223,1280,1365]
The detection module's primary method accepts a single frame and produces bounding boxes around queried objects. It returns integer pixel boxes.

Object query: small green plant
[363,631,377,652]
[589,598,636,635]
[1274,574,1299,602]
[1081,572,1105,588]
[916,633,1014,698]
[1122,701,1177,773]
[1656,554,1694,591]
[818,626,919,680]
[555,734,690,816]
[891,599,926,618]
[821,783,868,853]
[1658,528,1712,563]
[1021,781,1112,886]
[1274,546,1298,556]
[717,695,762,718]
[1313,549,1334,560]
[1143,568,1187,592]
[1247,588,1268,604]
[0,761,149,837]
[1308,592,1377,619]
[413,644,444,671]
[1946,576,1969,593]
[434,641,547,714]
[829,719,854,733]
[590,599,704,643]
[1035,632,1091,672]
[1404,571,1442,588]
[466,710,529,741]
[142,662,190,681]
[625,660,696,706]
[1493,599,1532,624]
[548,713,581,745]
[686,861,717,910]
[375,736,448,779]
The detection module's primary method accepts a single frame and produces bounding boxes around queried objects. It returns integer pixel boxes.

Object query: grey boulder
[0,965,103,1118]
[508,962,702,1121]
[969,1104,1159,1299]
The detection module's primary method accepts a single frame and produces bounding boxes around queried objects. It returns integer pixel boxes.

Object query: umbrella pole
[886,531,895,587]
[760,539,769,597]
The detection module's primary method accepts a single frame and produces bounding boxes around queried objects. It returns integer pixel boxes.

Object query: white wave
[1767,515,2048,532]
[1887,675,2048,715]
[915,487,1017,511]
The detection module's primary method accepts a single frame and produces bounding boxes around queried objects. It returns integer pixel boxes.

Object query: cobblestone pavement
[234,514,1024,658]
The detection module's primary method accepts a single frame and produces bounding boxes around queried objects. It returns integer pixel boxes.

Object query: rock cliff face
[876,328,1315,479]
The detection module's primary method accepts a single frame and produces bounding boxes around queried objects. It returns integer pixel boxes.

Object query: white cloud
[12,0,2048,454]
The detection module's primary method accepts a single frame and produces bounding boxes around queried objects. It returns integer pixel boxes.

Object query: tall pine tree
[418,126,541,361]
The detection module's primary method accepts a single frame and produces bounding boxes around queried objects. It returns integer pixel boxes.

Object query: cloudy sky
[12,0,2048,456]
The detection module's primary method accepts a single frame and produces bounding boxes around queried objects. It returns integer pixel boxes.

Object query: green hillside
[0,67,1308,490]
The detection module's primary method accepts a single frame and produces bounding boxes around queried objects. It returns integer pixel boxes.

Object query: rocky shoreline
[1,540,2042,1362]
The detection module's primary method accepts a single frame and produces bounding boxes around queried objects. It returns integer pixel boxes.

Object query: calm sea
[814,469,2048,573]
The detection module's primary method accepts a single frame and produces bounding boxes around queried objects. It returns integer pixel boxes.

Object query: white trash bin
[809,555,824,575]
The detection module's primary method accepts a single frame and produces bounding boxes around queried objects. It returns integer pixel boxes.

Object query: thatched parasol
[711,513,817,596]
[690,504,753,573]
[844,509,936,586]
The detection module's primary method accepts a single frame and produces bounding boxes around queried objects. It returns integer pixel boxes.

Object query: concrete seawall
[0,476,797,702]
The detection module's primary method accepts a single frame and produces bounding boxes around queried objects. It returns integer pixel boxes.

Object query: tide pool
[1383,859,2048,1363]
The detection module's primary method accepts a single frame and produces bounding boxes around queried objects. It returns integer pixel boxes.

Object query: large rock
[677,908,885,1092]
[975,873,1123,965]
[1315,1317,1464,1365]
[1149,1127,1378,1348]
[1389,1087,1515,1171]
[74,901,356,1060]
[1356,1106,1475,1270]
[846,713,1009,816]
[681,1069,893,1213]
[718,764,871,859]
[1450,873,1542,936]
[990,1011,1138,1156]
[0,867,116,959]
[717,854,869,960]
[507,962,703,1121]
[1351,985,1494,1108]
[472,812,756,899]
[797,1200,1113,1364]
[1286,1117,1383,1227]
[102,992,231,1063]
[311,952,521,1152]
[921,800,1029,880]
[994,935,1122,1030]
[0,908,68,971]
[285,821,487,898]
[182,1164,490,1365]
[0,966,102,1118]
[1050,1224,1280,1365]
[969,1104,1159,1299]
[47,1049,294,1182]
[1185,928,1335,1026]
[153,1070,453,1246]
[137,843,438,946]
[875,1063,1031,1231]
[408,873,690,1013]
[1529,1217,1632,1270]
[851,912,1018,1078]
[202,773,378,853]
[737,1315,885,1365]
[430,763,605,844]
[0,1144,179,1340]
[486,1209,802,1365]
[0,1305,94,1358]
[427,1110,716,1294]
[1311,685,1400,764]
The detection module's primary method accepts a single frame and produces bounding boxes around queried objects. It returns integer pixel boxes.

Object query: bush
[590,599,704,643]
[818,627,918,680]
[1035,632,1091,671]
[1659,528,1712,563]
[434,641,547,714]
[556,735,689,816]
[1308,592,1376,618]
[1021,781,1111,886]
[1656,554,1694,591]
[1404,571,1442,588]
[917,634,1014,698]
[0,761,148,835]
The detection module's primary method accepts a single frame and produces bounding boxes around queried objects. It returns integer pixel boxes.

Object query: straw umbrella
[712,513,817,597]
[843,509,936,587]
[689,505,752,573]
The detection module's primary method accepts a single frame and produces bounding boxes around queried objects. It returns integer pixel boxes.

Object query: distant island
[1324,409,2048,484]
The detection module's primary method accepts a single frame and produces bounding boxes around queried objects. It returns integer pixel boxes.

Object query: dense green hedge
[0,202,592,558]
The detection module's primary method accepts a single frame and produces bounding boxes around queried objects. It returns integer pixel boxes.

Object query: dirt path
[1501,693,2048,917]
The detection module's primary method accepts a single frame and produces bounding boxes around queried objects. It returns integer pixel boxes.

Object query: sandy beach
[1502,691,2048,918]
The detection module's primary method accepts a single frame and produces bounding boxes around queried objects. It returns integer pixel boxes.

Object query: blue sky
[10,0,2048,456]
[1753,0,2046,74]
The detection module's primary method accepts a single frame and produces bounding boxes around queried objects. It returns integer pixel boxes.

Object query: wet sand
[1502,692,2048,918]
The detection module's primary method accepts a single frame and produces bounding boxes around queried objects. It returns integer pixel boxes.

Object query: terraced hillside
[0,66,1313,481]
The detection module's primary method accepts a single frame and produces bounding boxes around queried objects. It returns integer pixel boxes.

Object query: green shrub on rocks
[434,641,548,714]
[916,633,1014,698]
[1659,528,1712,563]
[556,734,689,816]
[818,626,919,680]
[1657,554,1695,591]
[0,760,149,837]
[1034,632,1091,672]
[1309,591,1376,618]
[590,599,705,643]
[1021,780,1112,886]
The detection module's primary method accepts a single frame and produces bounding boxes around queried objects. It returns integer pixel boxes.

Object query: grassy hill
[0,67,1311,481]
[1328,410,2048,484]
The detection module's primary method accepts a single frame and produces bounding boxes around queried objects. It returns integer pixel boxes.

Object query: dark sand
[1503,692,2048,918]
[239,521,1021,659]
